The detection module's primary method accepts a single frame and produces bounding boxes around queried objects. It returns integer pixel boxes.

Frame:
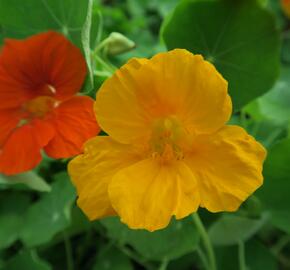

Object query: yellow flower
[68,49,266,232]
[282,0,290,17]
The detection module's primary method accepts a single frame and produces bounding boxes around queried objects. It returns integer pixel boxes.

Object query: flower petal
[0,61,31,109]
[282,0,290,17]
[68,136,139,220]
[108,159,199,231]
[0,109,22,146]
[0,31,87,105]
[95,58,149,144]
[184,125,266,212]
[173,162,200,220]
[95,49,231,144]
[44,96,100,159]
[0,119,55,175]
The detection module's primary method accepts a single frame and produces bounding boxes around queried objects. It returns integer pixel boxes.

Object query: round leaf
[0,193,30,249]
[255,67,290,124]
[19,173,76,247]
[100,217,199,261]
[0,0,90,47]
[0,172,51,192]
[162,0,281,110]
[209,213,269,246]
[5,250,51,270]
[257,138,290,233]
[93,246,133,270]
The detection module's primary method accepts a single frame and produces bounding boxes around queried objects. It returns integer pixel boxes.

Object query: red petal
[44,96,100,159]
[0,119,55,175]
[31,119,56,147]
[0,31,87,109]
[0,109,22,146]
[0,56,32,109]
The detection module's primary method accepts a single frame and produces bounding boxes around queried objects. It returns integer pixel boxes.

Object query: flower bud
[105,32,135,56]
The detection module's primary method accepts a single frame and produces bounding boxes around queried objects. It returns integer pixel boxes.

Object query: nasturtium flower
[0,31,100,175]
[68,49,266,231]
[281,0,290,17]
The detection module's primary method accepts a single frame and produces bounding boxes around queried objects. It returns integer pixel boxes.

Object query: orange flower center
[150,116,185,163]
[24,96,57,118]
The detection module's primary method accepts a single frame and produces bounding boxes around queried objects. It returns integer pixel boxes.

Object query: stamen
[48,84,56,94]
[150,116,185,162]
[24,96,56,118]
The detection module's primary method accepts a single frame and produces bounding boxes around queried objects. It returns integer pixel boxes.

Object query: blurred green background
[0,0,290,269]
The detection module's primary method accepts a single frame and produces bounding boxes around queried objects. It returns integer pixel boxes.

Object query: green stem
[93,53,116,74]
[264,128,284,148]
[238,241,247,270]
[94,37,110,53]
[250,121,260,138]
[197,247,210,270]
[94,11,103,47]
[192,213,216,270]
[118,245,154,270]
[272,235,290,255]
[158,259,169,270]
[94,70,113,77]
[63,232,74,270]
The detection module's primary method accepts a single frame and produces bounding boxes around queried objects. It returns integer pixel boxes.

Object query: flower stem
[238,241,247,270]
[197,247,209,270]
[93,53,116,74]
[271,235,290,255]
[158,259,169,270]
[192,213,216,270]
[63,231,74,270]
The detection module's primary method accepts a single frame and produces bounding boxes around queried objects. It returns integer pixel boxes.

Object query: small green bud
[105,32,135,56]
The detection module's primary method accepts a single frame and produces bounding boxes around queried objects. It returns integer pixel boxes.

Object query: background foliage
[0,0,290,269]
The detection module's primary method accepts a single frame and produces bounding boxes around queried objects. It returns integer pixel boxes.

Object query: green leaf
[216,245,239,270]
[257,138,290,234]
[246,240,278,270]
[0,193,30,249]
[93,246,133,270]
[4,250,52,270]
[100,216,199,261]
[0,172,51,192]
[215,240,278,270]
[0,0,89,47]
[248,120,286,148]
[167,253,200,270]
[19,173,76,246]
[162,0,281,110]
[282,31,290,64]
[249,67,290,125]
[209,213,269,246]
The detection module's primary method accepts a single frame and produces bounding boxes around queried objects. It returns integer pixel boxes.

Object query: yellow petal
[184,125,266,212]
[108,159,199,231]
[68,136,139,220]
[173,162,200,220]
[95,58,150,144]
[137,49,232,135]
[95,49,231,144]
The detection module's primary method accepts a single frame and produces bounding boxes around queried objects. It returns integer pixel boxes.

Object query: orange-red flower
[282,0,290,17]
[0,31,100,175]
